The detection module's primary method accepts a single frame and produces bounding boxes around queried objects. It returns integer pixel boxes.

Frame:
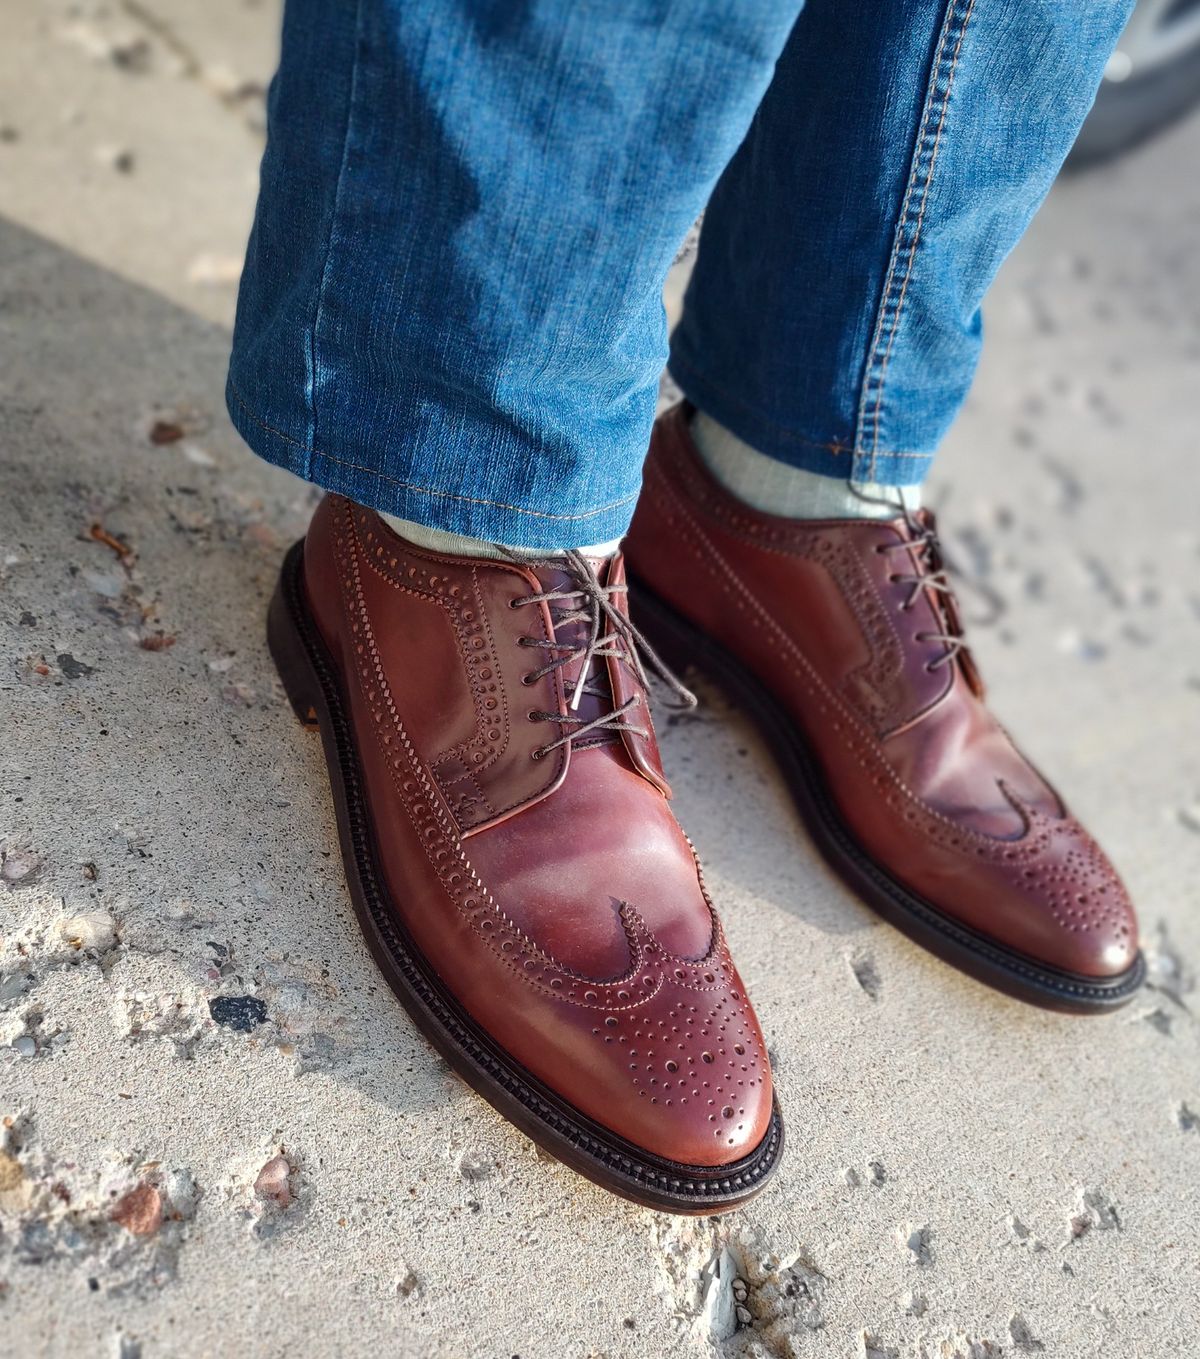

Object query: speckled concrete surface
[1,4,1199,1357]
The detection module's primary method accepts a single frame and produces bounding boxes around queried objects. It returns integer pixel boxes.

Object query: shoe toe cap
[1005,818,1139,978]
[587,966,777,1169]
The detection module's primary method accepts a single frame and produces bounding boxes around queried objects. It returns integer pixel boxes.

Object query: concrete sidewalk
[1,4,1198,1357]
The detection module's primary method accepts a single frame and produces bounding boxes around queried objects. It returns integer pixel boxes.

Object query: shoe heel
[267,546,321,730]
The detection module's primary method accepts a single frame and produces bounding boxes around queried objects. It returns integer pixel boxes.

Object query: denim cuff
[226,374,645,551]
[668,353,933,489]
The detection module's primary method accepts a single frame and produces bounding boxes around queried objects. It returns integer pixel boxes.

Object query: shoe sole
[266,540,785,1214]
[628,574,1145,1014]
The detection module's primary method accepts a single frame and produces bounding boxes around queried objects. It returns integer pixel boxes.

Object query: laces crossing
[508,549,695,761]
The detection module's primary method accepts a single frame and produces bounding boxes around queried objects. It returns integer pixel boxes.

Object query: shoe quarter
[333,501,569,832]
[650,429,951,734]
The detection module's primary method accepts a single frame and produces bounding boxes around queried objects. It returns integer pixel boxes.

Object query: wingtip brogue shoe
[267,493,783,1211]
[624,404,1142,1012]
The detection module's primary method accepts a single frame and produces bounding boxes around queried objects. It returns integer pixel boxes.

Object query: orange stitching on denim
[228,377,641,523]
[868,0,977,472]
[855,0,978,479]
[670,357,933,461]
[316,449,641,521]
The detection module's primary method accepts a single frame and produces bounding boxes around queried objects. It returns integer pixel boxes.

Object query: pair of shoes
[267,405,1143,1214]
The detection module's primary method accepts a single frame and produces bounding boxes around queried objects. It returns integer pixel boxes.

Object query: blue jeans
[227,0,1132,549]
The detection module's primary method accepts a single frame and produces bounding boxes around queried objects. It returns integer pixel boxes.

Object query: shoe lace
[507,548,696,761]
[860,495,970,673]
[877,540,963,670]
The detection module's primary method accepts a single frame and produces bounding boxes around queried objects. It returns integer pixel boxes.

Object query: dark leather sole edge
[266,539,785,1214]
[628,572,1145,1015]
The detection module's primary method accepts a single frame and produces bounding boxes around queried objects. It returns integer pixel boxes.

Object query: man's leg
[670,0,1135,502]
[625,0,1145,1009]
[233,0,804,1209]
[228,0,801,550]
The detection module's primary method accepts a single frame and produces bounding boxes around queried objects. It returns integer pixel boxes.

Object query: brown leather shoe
[625,405,1143,1012]
[267,494,783,1211]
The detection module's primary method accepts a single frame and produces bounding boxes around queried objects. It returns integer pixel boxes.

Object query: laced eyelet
[530,747,545,761]
[508,597,525,609]
[520,673,534,686]
[526,709,541,722]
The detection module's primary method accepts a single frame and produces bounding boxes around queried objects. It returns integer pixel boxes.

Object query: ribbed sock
[690,409,920,521]
[379,513,620,561]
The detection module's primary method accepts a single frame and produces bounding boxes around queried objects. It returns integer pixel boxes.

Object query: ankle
[378,511,620,561]
[689,408,920,521]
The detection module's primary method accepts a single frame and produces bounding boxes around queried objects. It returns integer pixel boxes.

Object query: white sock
[379,513,620,561]
[690,409,920,521]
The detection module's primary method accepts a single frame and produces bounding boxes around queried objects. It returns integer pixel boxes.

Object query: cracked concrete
[2,1,1199,1355]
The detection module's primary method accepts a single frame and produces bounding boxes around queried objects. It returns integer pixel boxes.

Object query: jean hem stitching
[227,376,641,524]
[670,354,935,462]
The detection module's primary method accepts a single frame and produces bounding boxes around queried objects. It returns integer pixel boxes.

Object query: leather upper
[623,405,1138,979]
[302,494,774,1165]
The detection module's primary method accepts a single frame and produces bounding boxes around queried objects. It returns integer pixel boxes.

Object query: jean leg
[669,0,1135,488]
[228,0,803,547]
